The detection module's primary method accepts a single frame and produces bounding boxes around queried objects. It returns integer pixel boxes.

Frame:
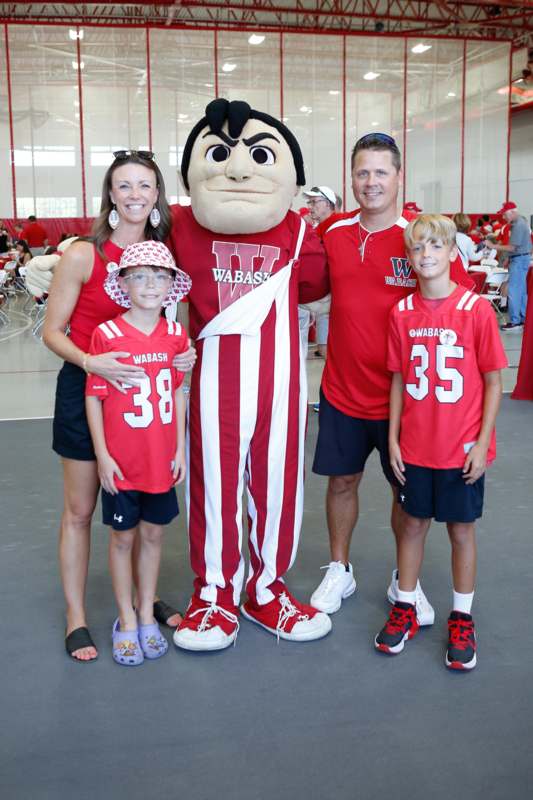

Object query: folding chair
[480,267,508,318]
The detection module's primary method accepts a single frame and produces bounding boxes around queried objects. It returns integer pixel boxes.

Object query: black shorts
[400,464,484,523]
[102,488,179,531]
[52,361,96,461]
[312,388,397,485]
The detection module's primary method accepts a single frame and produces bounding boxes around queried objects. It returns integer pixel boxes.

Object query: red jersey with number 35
[86,315,187,493]
[387,286,508,469]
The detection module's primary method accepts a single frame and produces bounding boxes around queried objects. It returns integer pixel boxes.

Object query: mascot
[170,99,332,651]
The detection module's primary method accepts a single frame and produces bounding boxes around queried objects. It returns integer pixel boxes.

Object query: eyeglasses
[113,150,155,161]
[123,270,173,286]
[355,133,397,148]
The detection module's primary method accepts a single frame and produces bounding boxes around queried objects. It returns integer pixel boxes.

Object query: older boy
[376,215,507,670]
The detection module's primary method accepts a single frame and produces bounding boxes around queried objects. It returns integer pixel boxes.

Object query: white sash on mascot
[197,216,306,340]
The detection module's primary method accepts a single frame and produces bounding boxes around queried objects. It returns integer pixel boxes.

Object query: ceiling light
[71,60,85,70]
[248,34,265,45]
[447,91,456,97]
[300,106,309,112]
[329,90,340,95]
[371,121,379,126]
[73,100,79,107]
[222,62,236,73]
[204,83,214,88]
[69,29,84,40]
[411,43,432,54]
[363,71,381,81]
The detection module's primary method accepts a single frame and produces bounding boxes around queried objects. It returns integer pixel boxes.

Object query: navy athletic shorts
[52,361,96,461]
[312,388,398,485]
[102,487,179,531]
[399,463,484,523]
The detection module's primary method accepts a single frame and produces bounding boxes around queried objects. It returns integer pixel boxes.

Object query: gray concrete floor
[1,397,532,800]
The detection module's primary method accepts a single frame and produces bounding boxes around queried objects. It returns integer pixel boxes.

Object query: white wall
[509,109,533,222]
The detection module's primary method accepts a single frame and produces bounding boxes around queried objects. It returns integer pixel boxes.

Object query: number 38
[123,368,173,428]
[406,343,464,403]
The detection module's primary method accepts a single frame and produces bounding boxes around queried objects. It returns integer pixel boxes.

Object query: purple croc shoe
[112,619,144,666]
[138,622,169,660]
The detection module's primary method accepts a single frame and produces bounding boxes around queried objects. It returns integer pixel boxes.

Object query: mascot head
[181,99,305,234]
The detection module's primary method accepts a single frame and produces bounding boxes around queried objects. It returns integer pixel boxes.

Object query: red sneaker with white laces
[241,588,332,641]
[445,611,477,670]
[374,601,419,654]
[173,595,239,651]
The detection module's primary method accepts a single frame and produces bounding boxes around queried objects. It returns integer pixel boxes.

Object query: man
[486,201,532,332]
[301,186,338,359]
[21,215,48,255]
[309,132,473,624]
[169,99,332,651]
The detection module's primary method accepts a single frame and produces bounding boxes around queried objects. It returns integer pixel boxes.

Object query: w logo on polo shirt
[385,257,416,288]
[391,257,412,279]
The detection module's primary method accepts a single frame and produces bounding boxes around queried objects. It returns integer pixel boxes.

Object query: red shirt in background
[21,221,47,247]
[387,286,508,469]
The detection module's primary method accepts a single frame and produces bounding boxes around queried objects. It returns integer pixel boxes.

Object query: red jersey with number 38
[86,315,187,493]
[387,286,507,469]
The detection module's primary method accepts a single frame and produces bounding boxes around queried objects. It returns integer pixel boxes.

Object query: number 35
[406,343,464,403]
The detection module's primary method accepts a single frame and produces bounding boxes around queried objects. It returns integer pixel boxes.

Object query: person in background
[0,222,10,254]
[453,214,484,271]
[21,215,48,256]
[403,201,422,215]
[488,201,532,332]
[301,185,337,361]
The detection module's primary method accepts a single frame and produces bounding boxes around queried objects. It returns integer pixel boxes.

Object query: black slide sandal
[65,627,98,662]
[153,600,182,628]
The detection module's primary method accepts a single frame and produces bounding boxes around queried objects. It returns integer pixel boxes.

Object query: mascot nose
[225,145,253,181]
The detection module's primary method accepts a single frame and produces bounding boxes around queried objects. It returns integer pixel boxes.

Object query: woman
[453,213,484,271]
[43,151,193,662]
[14,239,33,267]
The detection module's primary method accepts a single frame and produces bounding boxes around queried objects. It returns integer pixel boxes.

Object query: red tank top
[69,240,124,351]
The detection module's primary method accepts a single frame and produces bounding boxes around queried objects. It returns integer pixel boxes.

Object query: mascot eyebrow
[181,97,305,191]
[201,130,280,148]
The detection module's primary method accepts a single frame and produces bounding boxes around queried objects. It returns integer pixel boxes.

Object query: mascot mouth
[207,187,273,195]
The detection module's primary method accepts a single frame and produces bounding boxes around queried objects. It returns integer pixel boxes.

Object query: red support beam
[76,29,87,218]
[3,23,17,218]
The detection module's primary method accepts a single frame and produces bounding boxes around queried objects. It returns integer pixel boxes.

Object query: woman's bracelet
[82,353,90,374]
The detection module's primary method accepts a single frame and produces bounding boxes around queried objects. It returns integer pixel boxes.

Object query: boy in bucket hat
[85,241,191,666]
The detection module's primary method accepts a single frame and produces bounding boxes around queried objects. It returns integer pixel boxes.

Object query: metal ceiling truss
[1,2,532,44]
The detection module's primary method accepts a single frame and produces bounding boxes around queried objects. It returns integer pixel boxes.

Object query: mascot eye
[205,144,231,163]
[250,146,275,165]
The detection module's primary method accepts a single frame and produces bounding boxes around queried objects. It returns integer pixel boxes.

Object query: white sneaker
[386,569,435,626]
[310,561,356,614]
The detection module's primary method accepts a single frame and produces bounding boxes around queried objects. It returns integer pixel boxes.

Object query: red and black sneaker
[374,601,419,654]
[446,611,476,670]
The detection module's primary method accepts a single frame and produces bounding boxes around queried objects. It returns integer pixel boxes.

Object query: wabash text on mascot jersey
[169,99,332,652]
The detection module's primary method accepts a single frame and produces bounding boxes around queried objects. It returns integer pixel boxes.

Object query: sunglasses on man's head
[309,187,333,203]
[113,150,155,161]
[356,133,397,148]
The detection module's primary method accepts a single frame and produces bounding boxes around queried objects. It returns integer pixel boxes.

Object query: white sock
[397,588,416,605]
[453,589,474,614]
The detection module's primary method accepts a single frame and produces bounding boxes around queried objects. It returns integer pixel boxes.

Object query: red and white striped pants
[186,277,307,608]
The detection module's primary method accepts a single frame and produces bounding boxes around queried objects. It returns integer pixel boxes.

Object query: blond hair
[404,214,457,250]
[452,213,471,234]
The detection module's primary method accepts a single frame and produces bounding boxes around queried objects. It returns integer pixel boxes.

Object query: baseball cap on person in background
[497,201,517,215]
[303,186,337,206]
[403,201,422,213]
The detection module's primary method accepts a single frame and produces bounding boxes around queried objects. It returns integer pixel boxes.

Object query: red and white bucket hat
[104,240,192,309]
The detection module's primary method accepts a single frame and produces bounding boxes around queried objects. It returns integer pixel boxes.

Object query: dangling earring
[108,205,119,230]
[150,206,161,228]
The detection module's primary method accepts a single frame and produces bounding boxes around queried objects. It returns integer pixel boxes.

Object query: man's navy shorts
[102,488,179,531]
[52,361,96,461]
[312,388,397,485]
[400,464,484,523]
